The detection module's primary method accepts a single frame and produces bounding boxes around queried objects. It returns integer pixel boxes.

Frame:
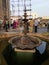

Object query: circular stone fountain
[8,7,41,65]
[8,34,41,64]
[8,7,41,51]
[9,35,41,50]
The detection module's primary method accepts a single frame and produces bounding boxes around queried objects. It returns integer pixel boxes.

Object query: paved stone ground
[37,27,47,33]
[0,27,48,34]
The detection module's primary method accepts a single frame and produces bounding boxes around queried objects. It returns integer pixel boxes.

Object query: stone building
[0,0,10,19]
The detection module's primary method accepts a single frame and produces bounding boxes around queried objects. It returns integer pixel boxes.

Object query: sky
[31,0,49,17]
[10,0,49,17]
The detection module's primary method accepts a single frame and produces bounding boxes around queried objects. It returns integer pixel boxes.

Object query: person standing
[0,19,2,30]
[13,20,19,29]
[3,19,9,32]
[47,21,49,32]
[34,18,39,33]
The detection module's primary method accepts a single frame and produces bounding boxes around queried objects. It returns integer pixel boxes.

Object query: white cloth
[34,20,39,26]
[36,41,46,54]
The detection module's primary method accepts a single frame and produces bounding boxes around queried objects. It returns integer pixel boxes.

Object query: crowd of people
[0,19,19,32]
[0,18,49,33]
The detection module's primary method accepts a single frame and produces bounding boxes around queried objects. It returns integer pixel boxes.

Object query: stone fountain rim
[8,35,41,47]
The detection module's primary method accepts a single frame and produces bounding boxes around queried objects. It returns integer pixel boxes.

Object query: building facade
[0,0,10,19]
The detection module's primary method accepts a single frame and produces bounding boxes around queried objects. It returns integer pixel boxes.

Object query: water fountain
[9,7,41,51]
[8,6,41,65]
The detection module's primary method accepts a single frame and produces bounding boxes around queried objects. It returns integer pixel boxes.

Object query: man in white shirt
[34,18,39,32]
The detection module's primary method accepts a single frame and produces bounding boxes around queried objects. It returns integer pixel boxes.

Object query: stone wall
[0,0,10,19]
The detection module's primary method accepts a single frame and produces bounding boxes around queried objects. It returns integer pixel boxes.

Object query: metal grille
[10,0,32,18]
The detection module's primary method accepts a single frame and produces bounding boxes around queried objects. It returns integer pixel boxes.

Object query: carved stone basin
[8,34,41,50]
